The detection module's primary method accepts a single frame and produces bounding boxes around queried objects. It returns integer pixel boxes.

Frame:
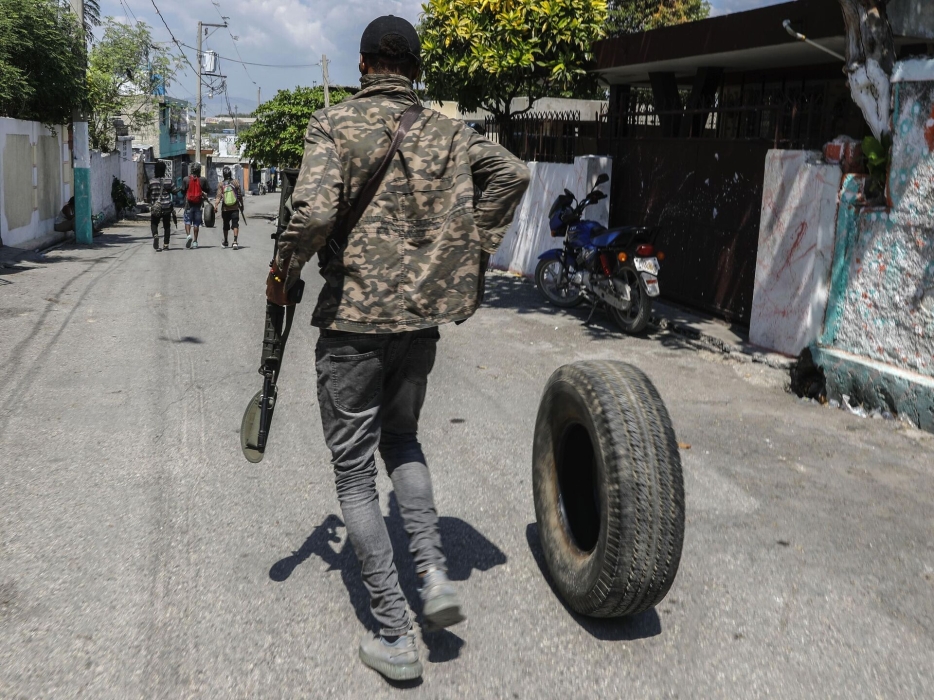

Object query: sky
[99,0,788,114]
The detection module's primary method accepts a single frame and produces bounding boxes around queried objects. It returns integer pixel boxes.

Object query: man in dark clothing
[214,166,244,249]
[181,162,208,249]
[266,16,529,681]
[146,161,175,251]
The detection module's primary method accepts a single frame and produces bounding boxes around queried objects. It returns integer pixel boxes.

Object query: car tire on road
[532,361,685,617]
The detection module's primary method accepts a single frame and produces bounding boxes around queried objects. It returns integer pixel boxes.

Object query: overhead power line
[177,41,319,68]
[120,0,140,25]
[148,0,200,79]
[212,0,256,87]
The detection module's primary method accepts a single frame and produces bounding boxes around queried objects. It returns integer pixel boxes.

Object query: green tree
[87,18,178,150]
[0,0,86,126]
[237,86,350,168]
[419,0,608,123]
[607,0,710,36]
[83,0,101,43]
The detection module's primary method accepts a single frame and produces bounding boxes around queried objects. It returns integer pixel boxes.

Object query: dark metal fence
[483,110,607,163]
[610,79,867,149]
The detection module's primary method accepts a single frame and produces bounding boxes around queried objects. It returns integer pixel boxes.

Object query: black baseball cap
[360,15,421,64]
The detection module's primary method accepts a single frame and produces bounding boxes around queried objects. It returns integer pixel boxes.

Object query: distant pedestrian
[182,163,208,249]
[146,162,175,252]
[215,166,244,249]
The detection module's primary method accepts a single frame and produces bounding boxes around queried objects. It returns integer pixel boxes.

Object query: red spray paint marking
[925,105,934,152]
[772,221,810,278]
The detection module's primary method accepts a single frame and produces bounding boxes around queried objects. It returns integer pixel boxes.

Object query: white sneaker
[185,234,193,249]
[192,240,198,249]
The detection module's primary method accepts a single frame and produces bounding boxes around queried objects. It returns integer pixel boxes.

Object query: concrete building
[589,0,931,324]
[124,96,190,168]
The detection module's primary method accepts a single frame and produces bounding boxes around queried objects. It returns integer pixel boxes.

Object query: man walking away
[265,15,529,681]
[182,163,207,249]
[215,166,244,249]
[147,161,175,251]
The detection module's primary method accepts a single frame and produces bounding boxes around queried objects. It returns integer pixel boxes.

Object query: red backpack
[186,175,203,205]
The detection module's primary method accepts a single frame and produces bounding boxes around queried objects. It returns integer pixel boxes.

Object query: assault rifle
[240,170,302,463]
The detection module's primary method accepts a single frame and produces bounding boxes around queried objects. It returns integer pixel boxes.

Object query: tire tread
[534,361,684,618]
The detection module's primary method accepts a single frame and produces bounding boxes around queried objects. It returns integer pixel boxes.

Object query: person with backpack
[181,162,208,249]
[214,166,244,249]
[146,162,176,251]
[265,16,529,681]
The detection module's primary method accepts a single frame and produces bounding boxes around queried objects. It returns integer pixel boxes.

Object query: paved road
[2,196,933,699]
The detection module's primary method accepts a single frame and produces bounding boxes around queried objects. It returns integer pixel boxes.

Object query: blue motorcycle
[535,173,662,334]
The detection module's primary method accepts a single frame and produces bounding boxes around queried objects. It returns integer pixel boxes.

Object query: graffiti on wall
[831,78,934,377]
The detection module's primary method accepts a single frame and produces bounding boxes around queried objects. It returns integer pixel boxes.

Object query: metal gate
[607,138,770,324]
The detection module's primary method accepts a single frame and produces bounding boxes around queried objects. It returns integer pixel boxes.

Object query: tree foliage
[419,0,608,121]
[83,0,101,43]
[237,86,350,168]
[87,18,178,151]
[607,0,710,36]
[0,0,86,125]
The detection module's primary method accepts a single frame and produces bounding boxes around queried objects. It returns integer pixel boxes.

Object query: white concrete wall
[116,136,141,202]
[749,150,842,356]
[90,151,122,224]
[490,156,612,278]
[0,118,71,249]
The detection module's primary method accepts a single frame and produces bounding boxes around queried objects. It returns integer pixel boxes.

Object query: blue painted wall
[158,98,188,159]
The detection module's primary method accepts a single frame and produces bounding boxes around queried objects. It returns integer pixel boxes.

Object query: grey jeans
[315,326,446,636]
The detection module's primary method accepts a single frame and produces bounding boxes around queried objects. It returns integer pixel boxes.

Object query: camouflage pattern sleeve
[466,131,531,254]
[276,113,344,286]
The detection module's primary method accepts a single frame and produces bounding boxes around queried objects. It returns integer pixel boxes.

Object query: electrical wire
[148,0,200,80]
[212,0,256,87]
[120,0,140,25]
[116,0,132,26]
[177,41,319,68]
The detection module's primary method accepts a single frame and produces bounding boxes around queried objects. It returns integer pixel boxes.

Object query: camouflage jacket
[276,73,530,333]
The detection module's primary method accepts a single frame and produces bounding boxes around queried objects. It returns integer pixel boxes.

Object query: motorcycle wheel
[533,361,685,617]
[608,267,651,334]
[535,258,583,308]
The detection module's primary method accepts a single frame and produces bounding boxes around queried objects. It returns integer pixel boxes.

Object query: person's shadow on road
[269,496,507,668]
[525,523,661,641]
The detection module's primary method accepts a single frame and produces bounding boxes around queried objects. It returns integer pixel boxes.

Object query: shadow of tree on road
[269,498,507,666]
[525,523,662,642]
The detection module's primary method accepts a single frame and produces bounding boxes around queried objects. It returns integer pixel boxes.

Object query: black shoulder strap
[327,104,424,258]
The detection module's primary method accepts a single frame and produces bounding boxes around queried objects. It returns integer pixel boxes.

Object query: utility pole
[70,0,92,245]
[322,55,330,108]
[196,21,202,168]
[196,20,227,169]
[257,86,261,110]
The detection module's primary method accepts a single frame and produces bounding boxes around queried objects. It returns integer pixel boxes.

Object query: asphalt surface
[1,195,933,699]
